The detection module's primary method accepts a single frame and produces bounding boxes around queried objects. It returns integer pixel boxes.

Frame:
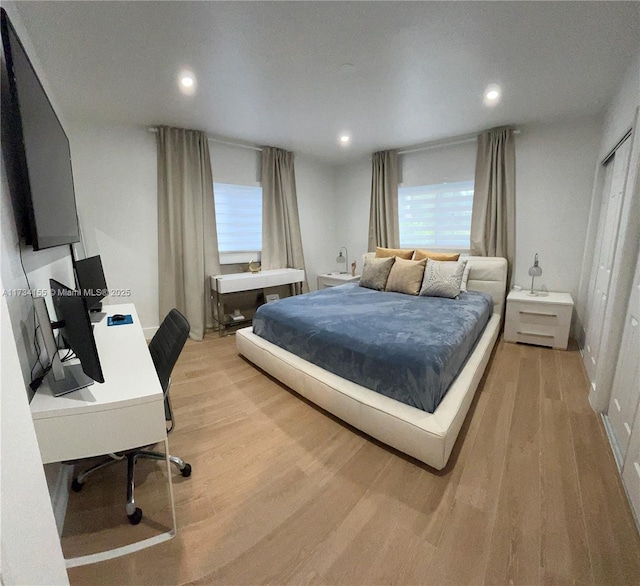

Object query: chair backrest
[149,309,190,395]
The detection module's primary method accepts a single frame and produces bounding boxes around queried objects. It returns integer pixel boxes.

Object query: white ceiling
[13,1,640,164]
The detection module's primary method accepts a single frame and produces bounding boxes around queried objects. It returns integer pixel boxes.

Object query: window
[398,180,474,250]
[214,183,262,263]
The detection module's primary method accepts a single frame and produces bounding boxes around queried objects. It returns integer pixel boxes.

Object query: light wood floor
[65,334,640,585]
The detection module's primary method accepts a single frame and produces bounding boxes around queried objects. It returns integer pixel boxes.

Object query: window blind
[398,180,474,250]
[213,183,262,253]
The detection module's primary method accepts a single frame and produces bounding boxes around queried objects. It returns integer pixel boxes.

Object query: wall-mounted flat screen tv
[1,8,80,250]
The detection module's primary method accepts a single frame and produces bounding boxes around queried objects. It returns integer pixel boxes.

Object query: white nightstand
[504,290,574,349]
[317,273,360,289]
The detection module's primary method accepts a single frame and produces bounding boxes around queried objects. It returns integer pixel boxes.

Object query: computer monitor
[75,255,107,311]
[34,279,105,396]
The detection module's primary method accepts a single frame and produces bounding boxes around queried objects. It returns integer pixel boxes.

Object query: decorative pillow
[385,258,427,295]
[359,256,395,291]
[460,262,472,292]
[375,246,414,260]
[420,259,467,299]
[413,249,460,262]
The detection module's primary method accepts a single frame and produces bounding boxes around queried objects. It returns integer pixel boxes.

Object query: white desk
[30,303,176,567]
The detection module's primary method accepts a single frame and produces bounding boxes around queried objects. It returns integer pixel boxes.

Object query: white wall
[295,154,339,290]
[401,142,476,187]
[599,50,640,159]
[334,118,602,302]
[209,141,261,185]
[70,125,158,336]
[334,158,371,274]
[515,117,602,300]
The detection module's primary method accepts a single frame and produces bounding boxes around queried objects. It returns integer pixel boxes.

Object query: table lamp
[336,247,348,274]
[528,253,542,296]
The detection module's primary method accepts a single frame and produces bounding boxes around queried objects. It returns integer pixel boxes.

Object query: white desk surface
[30,304,162,420]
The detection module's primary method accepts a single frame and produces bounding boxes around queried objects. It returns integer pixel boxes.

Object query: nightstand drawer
[510,329,562,348]
[509,301,564,327]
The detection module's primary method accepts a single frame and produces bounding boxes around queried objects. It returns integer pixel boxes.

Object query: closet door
[583,137,631,385]
[608,250,640,461]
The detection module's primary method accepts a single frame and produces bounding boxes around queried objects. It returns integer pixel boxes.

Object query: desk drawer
[34,399,166,464]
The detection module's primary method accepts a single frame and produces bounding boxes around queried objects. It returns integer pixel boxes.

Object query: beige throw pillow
[385,258,427,295]
[375,246,414,260]
[420,259,467,299]
[359,256,395,291]
[413,249,460,262]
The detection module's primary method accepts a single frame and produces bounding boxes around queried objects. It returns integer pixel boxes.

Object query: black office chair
[71,309,192,525]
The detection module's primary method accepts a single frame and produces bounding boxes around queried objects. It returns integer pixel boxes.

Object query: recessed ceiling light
[339,133,351,146]
[484,84,501,106]
[340,135,350,143]
[178,69,197,95]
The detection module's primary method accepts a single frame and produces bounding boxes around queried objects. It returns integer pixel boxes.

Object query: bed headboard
[464,256,508,317]
[362,253,508,317]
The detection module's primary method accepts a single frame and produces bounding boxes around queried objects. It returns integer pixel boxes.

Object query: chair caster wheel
[128,507,143,525]
[181,463,192,478]
[71,479,84,492]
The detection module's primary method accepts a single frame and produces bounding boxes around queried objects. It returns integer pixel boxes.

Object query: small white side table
[504,290,574,349]
[317,273,360,289]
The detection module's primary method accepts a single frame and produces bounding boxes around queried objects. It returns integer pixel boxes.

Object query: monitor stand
[46,364,94,397]
[90,311,106,324]
[33,297,96,397]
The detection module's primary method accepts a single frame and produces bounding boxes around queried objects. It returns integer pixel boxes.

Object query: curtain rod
[397,128,521,155]
[148,127,263,152]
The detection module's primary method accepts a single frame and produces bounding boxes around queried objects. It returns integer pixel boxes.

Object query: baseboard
[143,326,158,341]
[50,463,74,536]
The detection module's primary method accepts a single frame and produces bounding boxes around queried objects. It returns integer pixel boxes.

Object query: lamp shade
[527,253,542,295]
[336,247,348,274]
[528,265,542,277]
[528,253,542,277]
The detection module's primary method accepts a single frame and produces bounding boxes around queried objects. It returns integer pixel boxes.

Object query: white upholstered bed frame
[236,256,508,470]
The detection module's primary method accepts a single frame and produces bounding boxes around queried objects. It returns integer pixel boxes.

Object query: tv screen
[75,255,108,310]
[50,279,104,384]
[1,9,80,250]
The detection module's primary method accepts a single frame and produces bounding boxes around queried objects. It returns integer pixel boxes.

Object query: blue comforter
[252,284,493,413]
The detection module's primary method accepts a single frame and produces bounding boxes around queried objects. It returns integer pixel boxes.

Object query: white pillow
[419,259,467,299]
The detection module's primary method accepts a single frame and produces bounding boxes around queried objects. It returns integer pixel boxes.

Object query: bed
[236,255,507,469]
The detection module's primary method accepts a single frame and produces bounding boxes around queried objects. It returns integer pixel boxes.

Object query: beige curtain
[261,146,308,292]
[470,126,516,284]
[368,150,400,251]
[157,126,220,341]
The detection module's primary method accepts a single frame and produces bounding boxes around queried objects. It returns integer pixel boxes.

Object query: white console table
[210,268,305,334]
